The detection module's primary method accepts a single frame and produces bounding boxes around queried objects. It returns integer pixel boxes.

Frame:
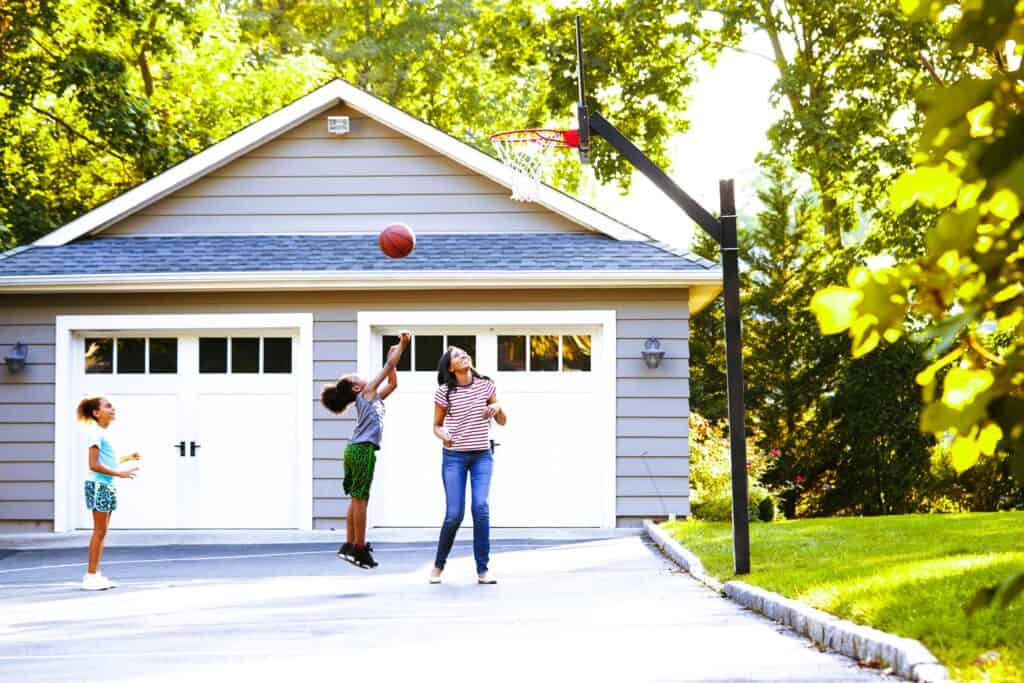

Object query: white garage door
[70,331,300,530]
[371,324,613,527]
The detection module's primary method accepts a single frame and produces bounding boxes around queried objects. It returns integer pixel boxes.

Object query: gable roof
[35,79,652,247]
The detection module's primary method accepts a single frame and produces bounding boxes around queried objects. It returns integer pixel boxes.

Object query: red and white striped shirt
[434,378,496,452]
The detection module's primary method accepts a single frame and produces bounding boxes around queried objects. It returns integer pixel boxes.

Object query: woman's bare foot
[429,567,443,584]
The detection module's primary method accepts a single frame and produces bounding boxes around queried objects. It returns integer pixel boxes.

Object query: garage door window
[86,337,179,375]
[382,334,477,372]
[497,334,591,372]
[200,337,293,374]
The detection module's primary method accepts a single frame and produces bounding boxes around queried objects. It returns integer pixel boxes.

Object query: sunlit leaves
[810,286,862,334]
[813,1,1024,502]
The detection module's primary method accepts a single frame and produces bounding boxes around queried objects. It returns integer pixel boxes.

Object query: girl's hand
[438,427,452,448]
[483,404,501,419]
[119,467,139,480]
[120,452,141,464]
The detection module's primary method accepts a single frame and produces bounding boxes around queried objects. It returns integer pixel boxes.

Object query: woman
[430,345,507,584]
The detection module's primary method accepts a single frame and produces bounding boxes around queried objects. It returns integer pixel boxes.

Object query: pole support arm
[589,111,722,244]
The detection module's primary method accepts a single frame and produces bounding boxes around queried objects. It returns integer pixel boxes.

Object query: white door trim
[356,309,617,529]
[54,313,314,532]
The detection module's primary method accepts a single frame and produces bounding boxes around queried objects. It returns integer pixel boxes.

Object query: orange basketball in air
[379,222,416,259]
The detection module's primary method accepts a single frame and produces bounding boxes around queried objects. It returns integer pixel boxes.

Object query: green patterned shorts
[84,480,117,513]
[343,442,377,500]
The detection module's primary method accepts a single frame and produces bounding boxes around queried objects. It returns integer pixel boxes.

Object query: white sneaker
[81,573,115,591]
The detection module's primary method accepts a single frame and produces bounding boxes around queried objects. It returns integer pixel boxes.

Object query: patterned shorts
[84,480,117,513]
[343,442,377,500]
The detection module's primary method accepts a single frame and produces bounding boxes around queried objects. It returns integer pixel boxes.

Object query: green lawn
[664,512,1024,683]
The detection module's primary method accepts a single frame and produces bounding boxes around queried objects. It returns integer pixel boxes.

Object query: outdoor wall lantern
[4,343,28,374]
[641,338,666,369]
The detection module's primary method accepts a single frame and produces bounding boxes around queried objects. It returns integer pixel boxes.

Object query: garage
[58,314,313,531]
[360,311,617,528]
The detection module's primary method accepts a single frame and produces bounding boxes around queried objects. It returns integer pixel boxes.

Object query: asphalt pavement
[0,533,894,682]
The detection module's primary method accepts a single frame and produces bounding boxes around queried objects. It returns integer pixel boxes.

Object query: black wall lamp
[4,343,28,374]
[641,338,666,369]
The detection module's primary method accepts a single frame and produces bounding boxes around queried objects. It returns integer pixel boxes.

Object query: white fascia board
[35,85,344,247]
[0,268,722,293]
[36,80,653,247]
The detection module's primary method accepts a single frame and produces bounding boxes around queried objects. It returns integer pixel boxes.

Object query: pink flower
[795,474,806,484]
[770,449,780,457]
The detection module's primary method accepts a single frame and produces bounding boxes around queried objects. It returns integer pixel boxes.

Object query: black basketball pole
[575,19,750,574]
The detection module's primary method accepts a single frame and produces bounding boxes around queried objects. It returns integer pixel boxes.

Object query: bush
[689,413,778,522]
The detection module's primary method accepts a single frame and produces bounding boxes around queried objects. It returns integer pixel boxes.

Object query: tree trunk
[137,48,154,97]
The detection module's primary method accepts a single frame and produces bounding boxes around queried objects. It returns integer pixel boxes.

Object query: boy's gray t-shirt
[350,393,385,448]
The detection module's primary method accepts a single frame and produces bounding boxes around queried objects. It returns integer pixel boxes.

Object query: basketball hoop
[490,129,579,202]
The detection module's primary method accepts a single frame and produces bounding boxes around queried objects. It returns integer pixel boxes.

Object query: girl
[321,331,410,569]
[77,396,140,591]
[430,345,507,585]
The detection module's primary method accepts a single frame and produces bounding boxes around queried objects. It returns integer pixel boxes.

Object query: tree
[688,226,728,421]
[234,0,712,193]
[811,0,1024,610]
[1,0,334,247]
[695,0,965,244]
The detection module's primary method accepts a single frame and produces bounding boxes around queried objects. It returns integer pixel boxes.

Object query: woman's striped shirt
[434,378,496,452]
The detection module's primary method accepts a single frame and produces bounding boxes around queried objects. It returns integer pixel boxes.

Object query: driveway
[0,533,891,682]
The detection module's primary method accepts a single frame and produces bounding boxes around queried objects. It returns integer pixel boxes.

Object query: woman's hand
[437,426,452,448]
[483,404,501,419]
[119,452,141,464]
[118,467,139,480]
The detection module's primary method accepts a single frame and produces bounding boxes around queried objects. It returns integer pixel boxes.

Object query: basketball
[379,222,416,259]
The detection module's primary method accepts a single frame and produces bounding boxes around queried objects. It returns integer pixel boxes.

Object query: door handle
[175,441,186,457]
[190,441,201,457]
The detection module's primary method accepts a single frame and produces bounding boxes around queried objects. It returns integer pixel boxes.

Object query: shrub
[689,413,778,522]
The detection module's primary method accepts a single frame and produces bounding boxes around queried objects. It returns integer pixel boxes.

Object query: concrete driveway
[0,531,891,682]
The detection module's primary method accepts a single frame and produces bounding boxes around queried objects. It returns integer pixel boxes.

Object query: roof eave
[0,268,722,297]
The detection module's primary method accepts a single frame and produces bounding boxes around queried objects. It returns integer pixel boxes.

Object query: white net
[490,130,568,202]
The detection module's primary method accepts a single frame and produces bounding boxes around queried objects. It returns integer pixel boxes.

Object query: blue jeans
[434,448,493,574]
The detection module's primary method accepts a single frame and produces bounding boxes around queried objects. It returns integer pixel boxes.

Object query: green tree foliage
[811,0,1024,610]
[2,0,710,247]
[688,226,728,421]
[696,0,964,243]
[809,339,936,515]
[0,0,332,247]
[234,0,710,193]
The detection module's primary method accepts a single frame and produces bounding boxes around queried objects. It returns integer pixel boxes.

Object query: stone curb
[643,520,950,683]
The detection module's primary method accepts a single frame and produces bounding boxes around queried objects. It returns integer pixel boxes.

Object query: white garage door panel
[374,387,444,527]
[195,391,295,528]
[72,392,181,530]
[372,323,611,528]
[489,391,603,527]
[70,331,301,530]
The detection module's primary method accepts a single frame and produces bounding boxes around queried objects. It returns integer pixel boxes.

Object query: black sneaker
[351,545,378,569]
[337,542,354,559]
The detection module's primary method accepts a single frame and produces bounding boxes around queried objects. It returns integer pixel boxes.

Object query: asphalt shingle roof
[0,234,717,277]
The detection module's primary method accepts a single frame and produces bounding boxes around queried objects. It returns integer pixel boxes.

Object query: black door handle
[190,441,201,457]
[175,441,186,457]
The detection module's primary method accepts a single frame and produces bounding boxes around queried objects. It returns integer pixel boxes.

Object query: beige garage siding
[0,288,690,530]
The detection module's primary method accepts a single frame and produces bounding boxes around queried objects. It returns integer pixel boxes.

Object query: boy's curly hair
[321,379,358,414]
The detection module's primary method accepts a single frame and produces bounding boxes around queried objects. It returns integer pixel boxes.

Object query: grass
[663,512,1024,683]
